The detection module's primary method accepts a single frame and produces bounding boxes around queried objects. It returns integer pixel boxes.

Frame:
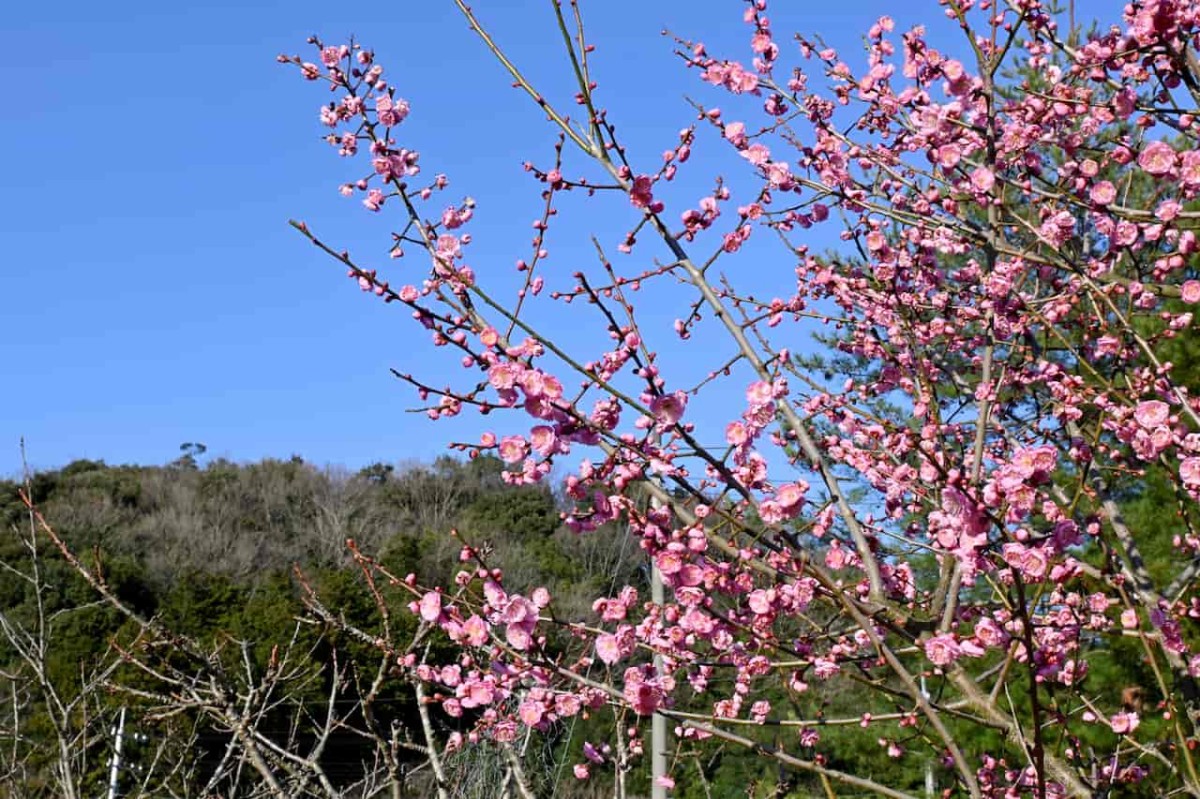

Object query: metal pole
[921,677,935,798]
[106,706,126,799]
[651,562,667,799]
[650,494,667,799]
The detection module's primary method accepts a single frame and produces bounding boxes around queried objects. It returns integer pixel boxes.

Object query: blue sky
[0,0,1119,477]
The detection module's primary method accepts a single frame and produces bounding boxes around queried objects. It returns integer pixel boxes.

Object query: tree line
[0,453,643,797]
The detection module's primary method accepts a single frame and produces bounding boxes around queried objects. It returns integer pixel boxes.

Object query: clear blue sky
[0,0,1118,477]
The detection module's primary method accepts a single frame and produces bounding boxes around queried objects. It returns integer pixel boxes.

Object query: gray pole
[921,677,935,798]
[106,706,126,799]
[651,562,667,799]
[650,494,667,799]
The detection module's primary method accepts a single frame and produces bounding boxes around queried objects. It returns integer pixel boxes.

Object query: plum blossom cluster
[286,0,1200,796]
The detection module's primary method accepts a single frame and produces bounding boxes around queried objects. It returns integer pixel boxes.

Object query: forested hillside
[0,453,644,797]
[3,446,1183,798]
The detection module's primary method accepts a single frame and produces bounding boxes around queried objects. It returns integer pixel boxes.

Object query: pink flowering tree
[283,1,1200,796]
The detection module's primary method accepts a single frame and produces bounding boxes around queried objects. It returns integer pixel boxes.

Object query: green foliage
[0,453,588,795]
[462,484,560,539]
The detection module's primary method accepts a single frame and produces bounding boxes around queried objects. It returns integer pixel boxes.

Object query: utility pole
[106,706,126,799]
